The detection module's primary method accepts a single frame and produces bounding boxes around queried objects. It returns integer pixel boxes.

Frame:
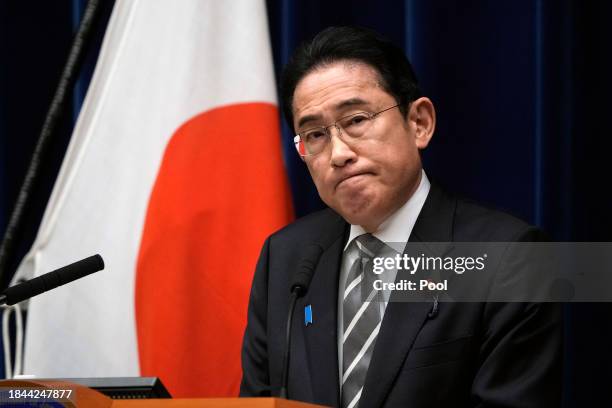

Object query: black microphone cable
[280,244,323,399]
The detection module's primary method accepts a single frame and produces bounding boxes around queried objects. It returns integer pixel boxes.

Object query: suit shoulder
[269,207,346,245]
[453,196,538,241]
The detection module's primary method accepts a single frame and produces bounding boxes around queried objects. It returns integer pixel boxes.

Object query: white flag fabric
[14,0,292,397]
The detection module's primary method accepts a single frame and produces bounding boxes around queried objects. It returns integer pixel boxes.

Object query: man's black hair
[280,26,422,132]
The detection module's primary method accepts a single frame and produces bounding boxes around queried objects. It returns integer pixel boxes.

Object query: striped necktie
[341,233,385,408]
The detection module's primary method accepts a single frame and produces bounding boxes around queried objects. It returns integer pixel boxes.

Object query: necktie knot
[354,233,385,259]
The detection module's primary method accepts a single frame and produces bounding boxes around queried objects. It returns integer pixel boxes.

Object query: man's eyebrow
[297,113,322,130]
[296,98,370,129]
[335,98,369,110]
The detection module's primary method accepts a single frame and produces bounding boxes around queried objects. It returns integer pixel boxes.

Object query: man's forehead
[292,62,385,127]
[296,61,382,97]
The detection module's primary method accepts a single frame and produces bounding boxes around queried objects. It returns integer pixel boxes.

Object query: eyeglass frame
[293,104,401,157]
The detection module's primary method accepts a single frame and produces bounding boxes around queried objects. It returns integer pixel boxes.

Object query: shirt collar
[344,170,431,250]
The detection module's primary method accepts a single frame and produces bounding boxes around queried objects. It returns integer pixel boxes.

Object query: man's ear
[408,97,436,149]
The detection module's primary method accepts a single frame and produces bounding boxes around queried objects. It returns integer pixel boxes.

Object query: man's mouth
[336,173,372,189]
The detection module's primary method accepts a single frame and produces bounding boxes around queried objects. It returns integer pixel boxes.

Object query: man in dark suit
[240,26,561,407]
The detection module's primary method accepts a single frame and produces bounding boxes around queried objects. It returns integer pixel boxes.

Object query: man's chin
[334,203,380,231]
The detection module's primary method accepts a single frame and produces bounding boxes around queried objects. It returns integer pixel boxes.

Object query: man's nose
[329,125,357,167]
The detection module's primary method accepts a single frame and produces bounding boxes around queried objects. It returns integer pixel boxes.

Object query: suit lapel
[360,183,457,407]
[301,213,347,407]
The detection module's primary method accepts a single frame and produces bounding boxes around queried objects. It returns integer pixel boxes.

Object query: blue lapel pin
[304,305,313,326]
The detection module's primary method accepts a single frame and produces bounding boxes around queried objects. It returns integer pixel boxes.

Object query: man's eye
[305,130,326,142]
[345,114,370,127]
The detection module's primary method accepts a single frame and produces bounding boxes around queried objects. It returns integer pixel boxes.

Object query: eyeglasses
[293,104,400,157]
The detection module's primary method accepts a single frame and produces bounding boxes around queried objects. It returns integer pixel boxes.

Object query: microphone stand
[0,0,104,287]
[280,289,300,399]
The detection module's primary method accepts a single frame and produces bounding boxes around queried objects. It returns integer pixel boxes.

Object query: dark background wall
[1,0,611,405]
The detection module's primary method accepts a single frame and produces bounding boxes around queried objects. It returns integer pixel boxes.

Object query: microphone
[0,255,105,306]
[280,244,323,399]
[290,244,323,296]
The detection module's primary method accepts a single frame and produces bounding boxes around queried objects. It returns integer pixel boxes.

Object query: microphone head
[76,254,105,277]
[291,244,324,297]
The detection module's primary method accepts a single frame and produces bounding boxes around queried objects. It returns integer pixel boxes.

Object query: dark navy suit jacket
[240,184,562,407]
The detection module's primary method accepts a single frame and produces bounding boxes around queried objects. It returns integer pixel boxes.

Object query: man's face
[292,62,432,232]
